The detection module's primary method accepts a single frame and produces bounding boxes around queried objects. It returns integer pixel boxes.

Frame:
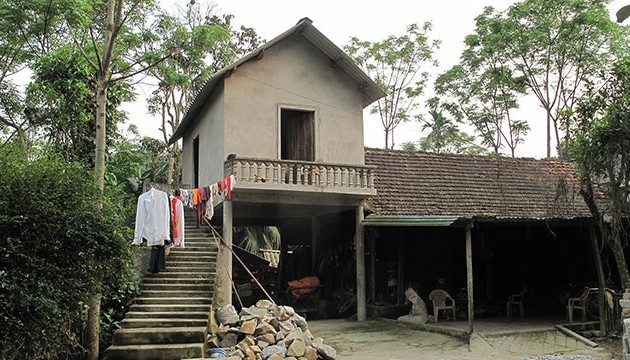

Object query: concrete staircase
[105,216,218,360]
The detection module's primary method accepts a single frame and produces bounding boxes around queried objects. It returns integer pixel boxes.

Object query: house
[363,147,610,327]
[169,18,384,318]
[169,16,612,326]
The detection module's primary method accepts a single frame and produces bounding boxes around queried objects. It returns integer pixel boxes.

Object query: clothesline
[176,174,235,227]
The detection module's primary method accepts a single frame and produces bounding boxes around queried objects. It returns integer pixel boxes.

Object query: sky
[127,0,628,159]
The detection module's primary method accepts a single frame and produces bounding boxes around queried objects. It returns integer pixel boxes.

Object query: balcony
[224,157,377,198]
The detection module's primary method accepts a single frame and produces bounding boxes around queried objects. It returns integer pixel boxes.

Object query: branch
[110,53,172,83]
[68,24,100,72]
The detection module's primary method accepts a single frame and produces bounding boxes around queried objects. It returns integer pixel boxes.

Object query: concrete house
[169,18,384,318]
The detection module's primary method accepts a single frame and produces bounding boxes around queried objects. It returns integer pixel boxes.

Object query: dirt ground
[307,319,623,360]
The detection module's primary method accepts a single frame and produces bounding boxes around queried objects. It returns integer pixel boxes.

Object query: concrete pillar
[215,200,233,306]
[620,289,630,359]
[356,203,366,321]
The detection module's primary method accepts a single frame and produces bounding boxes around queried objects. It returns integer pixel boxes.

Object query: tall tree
[345,22,440,149]
[146,2,252,184]
[403,98,485,155]
[571,57,630,289]
[66,1,171,357]
[478,0,622,157]
[435,7,529,157]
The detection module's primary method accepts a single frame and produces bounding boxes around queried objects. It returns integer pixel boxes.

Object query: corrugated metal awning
[362,214,462,227]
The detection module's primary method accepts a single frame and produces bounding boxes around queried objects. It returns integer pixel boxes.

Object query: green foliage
[570,57,630,288]
[478,0,622,157]
[235,226,281,256]
[411,106,487,155]
[24,43,134,165]
[146,3,257,184]
[0,140,136,359]
[345,22,440,149]
[435,7,530,157]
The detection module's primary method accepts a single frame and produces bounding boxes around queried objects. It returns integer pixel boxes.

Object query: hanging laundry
[204,186,214,221]
[220,174,235,200]
[132,187,170,274]
[196,187,207,227]
[171,195,185,247]
[132,187,170,247]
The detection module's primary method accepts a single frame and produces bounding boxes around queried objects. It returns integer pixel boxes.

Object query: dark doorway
[281,109,315,161]
[193,136,199,188]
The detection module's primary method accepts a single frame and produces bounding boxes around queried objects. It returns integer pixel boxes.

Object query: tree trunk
[546,111,551,158]
[86,295,101,360]
[580,177,630,290]
[608,229,630,289]
[88,1,116,358]
[95,77,108,193]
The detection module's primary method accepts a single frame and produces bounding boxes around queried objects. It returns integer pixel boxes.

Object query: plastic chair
[567,287,589,323]
[507,285,527,317]
[429,289,456,322]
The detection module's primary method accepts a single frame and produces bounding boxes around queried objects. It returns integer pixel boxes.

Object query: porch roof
[169,17,385,145]
[364,147,603,221]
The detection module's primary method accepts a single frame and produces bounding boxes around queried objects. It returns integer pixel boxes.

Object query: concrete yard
[307,318,622,360]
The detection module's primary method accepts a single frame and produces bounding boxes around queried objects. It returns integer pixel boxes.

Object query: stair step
[142,277,214,284]
[134,296,212,305]
[142,271,215,279]
[105,343,205,360]
[166,261,216,269]
[120,317,209,328]
[125,311,209,319]
[130,303,211,313]
[140,283,214,292]
[112,326,207,345]
[166,255,217,262]
[139,290,211,298]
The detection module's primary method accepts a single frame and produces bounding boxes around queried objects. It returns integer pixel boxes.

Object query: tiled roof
[364,147,596,220]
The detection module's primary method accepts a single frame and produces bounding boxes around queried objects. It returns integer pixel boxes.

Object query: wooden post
[370,235,376,306]
[466,224,474,334]
[397,235,405,304]
[589,222,608,335]
[356,203,367,321]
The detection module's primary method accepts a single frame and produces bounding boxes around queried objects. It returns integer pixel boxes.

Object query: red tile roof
[364,148,596,220]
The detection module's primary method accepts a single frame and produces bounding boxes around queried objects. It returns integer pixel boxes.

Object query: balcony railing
[224,157,376,190]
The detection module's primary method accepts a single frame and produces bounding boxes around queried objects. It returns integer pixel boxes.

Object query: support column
[370,235,376,307]
[215,200,233,306]
[356,202,366,321]
[589,223,607,335]
[466,224,474,334]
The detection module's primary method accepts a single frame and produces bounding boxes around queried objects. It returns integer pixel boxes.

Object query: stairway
[105,216,218,360]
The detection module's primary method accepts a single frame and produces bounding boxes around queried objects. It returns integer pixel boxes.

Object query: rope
[206,222,242,307]
[204,218,277,306]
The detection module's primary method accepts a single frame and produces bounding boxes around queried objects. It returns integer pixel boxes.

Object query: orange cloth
[287,276,320,299]
[191,188,200,206]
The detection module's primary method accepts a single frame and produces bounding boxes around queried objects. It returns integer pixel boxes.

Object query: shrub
[0,142,136,359]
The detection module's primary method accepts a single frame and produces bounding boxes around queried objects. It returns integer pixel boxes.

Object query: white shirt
[132,188,170,246]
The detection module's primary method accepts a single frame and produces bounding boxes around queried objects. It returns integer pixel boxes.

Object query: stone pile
[209,299,337,360]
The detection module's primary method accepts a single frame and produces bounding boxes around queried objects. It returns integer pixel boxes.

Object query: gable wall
[181,82,225,187]
[223,35,366,164]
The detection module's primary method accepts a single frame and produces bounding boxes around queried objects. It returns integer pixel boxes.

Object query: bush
[0,142,136,359]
